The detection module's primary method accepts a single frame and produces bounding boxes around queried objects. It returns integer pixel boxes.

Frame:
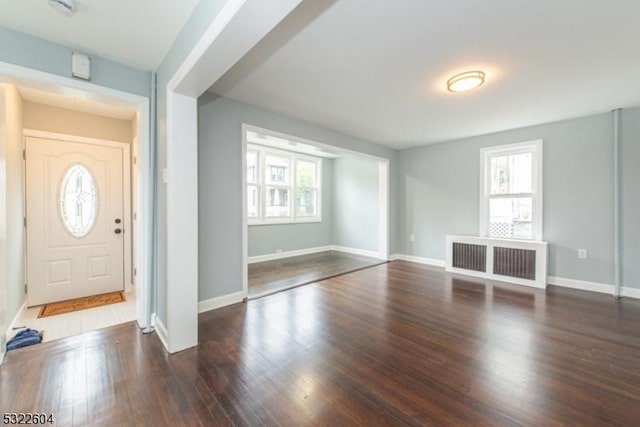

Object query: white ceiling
[19,86,137,120]
[0,0,200,70]
[210,0,640,149]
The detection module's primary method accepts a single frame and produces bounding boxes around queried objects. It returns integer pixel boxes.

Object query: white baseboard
[330,245,383,260]
[198,291,244,314]
[152,313,169,352]
[248,245,332,264]
[547,276,640,299]
[622,287,640,299]
[548,276,612,294]
[392,254,446,267]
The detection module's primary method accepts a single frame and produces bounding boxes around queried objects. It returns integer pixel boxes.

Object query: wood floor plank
[248,250,384,298]
[2,260,640,425]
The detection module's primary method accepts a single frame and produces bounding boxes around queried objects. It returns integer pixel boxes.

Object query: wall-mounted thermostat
[72,52,91,80]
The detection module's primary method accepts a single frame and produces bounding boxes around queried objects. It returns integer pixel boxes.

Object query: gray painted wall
[198,95,396,301]
[248,159,333,257]
[333,156,379,252]
[622,108,640,289]
[0,27,150,97]
[398,108,640,288]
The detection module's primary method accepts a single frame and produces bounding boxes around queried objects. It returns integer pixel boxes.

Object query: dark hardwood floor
[2,260,640,426]
[248,250,384,298]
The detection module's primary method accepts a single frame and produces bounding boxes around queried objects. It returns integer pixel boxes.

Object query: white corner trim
[331,245,385,260]
[393,254,446,267]
[167,0,247,91]
[547,276,613,294]
[248,246,333,264]
[152,314,169,352]
[198,291,244,314]
[389,253,402,261]
[622,286,640,299]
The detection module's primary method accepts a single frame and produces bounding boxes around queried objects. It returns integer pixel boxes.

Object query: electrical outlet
[578,249,588,259]
[409,234,415,242]
[276,249,283,253]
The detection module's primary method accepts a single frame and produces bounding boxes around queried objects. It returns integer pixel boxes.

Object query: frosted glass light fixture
[49,0,76,15]
[447,71,485,92]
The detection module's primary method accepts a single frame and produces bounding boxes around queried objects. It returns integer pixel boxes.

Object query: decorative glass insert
[59,164,98,237]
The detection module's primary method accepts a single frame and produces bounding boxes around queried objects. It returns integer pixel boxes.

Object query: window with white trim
[480,140,542,240]
[247,144,322,224]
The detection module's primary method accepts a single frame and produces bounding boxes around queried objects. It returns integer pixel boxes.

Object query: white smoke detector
[49,0,76,15]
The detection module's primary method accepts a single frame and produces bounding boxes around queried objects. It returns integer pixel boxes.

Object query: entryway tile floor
[11,291,137,343]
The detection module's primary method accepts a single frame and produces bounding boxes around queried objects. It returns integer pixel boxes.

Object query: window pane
[247,151,258,184]
[266,155,289,184]
[247,185,259,218]
[489,197,533,239]
[296,189,317,217]
[296,160,317,188]
[490,153,532,195]
[265,186,290,217]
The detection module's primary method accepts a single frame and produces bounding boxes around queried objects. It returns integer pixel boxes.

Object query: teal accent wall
[0,27,150,97]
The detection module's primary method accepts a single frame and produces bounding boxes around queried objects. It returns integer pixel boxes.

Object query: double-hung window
[246,149,260,219]
[480,140,543,240]
[265,153,291,218]
[247,144,322,224]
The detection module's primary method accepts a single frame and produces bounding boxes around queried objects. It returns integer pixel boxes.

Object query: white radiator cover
[445,235,548,289]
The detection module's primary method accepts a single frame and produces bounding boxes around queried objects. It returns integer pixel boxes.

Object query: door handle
[114,228,122,234]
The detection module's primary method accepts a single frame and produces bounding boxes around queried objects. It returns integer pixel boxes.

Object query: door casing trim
[23,129,133,302]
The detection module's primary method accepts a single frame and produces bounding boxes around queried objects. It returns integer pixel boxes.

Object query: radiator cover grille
[452,242,486,272]
[493,247,536,280]
[446,235,548,289]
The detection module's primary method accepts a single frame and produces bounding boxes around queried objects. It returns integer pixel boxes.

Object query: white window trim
[248,144,322,225]
[479,139,543,241]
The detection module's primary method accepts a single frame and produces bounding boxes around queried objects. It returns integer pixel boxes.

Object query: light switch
[578,249,588,259]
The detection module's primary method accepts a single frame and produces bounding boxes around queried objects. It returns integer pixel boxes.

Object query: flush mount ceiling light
[49,0,76,15]
[447,71,485,92]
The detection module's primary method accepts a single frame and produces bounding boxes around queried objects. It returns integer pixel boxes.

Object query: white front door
[26,136,125,306]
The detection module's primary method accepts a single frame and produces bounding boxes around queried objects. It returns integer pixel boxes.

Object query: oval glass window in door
[59,164,98,237]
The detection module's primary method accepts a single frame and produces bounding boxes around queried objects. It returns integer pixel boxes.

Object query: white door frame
[23,129,133,298]
[0,61,152,329]
[240,124,391,299]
